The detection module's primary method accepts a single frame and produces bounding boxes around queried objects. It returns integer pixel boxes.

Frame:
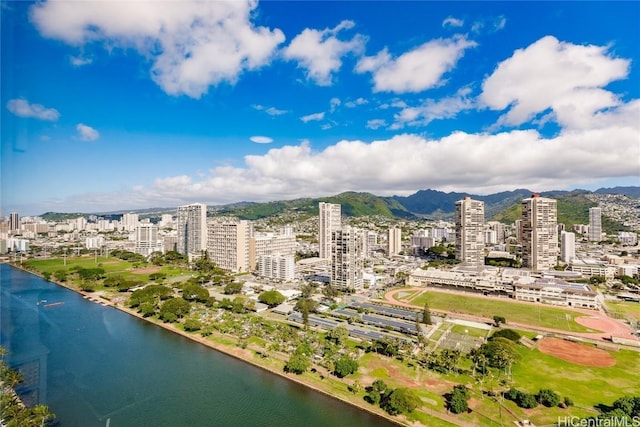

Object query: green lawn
[25,256,192,286]
[405,290,597,333]
[450,324,490,338]
[605,300,640,321]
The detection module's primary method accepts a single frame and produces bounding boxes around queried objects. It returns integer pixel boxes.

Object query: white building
[258,254,295,281]
[522,195,558,271]
[319,202,341,259]
[560,231,576,263]
[618,232,638,246]
[251,228,296,269]
[177,203,208,255]
[455,197,485,267]
[513,277,598,309]
[134,223,164,256]
[121,213,139,232]
[331,226,364,291]
[588,207,602,242]
[387,227,402,256]
[207,218,253,272]
[86,235,105,250]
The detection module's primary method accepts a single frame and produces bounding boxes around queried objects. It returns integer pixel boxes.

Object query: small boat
[44,302,65,308]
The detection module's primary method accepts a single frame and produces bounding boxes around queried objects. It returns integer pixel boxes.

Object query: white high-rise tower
[177,203,208,255]
[318,202,341,259]
[589,207,602,242]
[522,195,558,271]
[455,197,485,267]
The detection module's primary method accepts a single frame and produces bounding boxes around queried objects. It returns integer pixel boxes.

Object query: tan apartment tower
[319,202,341,259]
[207,218,253,272]
[455,197,485,267]
[522,195,558,271]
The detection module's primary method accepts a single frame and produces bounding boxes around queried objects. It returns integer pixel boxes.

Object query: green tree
[42,272,51,281]
[182,284,209,302]
[537,388,561,407]
[184,319,202,332]
[490,329,521,342]
[447,385,470,414]
[258,290,286,307]
[423,301,432,325]
[493,315,506,326]
[159,297,191,321]
[381,388,421,415]
[284,353,310,375]
[224,282,243,295]
[326,325,349,345]
[333,356,358,378]
[296,298,317,329]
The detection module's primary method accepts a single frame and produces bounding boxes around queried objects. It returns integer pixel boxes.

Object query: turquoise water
[0,264,395,427]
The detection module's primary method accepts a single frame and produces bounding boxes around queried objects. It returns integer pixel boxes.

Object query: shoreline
[7,263,423,427]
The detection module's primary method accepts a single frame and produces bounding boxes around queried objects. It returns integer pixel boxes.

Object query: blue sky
[2,1,639,215]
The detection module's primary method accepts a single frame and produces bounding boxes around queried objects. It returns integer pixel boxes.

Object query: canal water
[0,264,395,427]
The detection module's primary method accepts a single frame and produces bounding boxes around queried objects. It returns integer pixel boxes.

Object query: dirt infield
[538,337,615,367]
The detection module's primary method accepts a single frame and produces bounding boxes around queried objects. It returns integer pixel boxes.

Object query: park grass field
[403,290,597,333]
[25,256,191,283]
[450,324,489,338]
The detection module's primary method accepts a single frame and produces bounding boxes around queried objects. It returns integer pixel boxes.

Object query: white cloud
[250,135,273,144]
[345,97,368,108]
[471,16,506,34]
[76,123,99,141]
[283,20,366,85]
[366,119,386,130]
[7,98,60,121]
[300,112,325,123]
[480,36,629,129]
[390,86,475,129]
[70,55,92,66]
[252,104,288,116]
[442,17,464,28]
[30,0,285,98]
[356,35,477,93]
[329,97,341,112]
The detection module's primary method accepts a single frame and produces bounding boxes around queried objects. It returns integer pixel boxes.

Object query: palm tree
[32,404,55,427]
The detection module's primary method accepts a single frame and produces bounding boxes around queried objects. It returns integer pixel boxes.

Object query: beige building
[207,218,253,272]
[455,197,485,267]
[134,223,164,256]
[522,195,558,271]
[319,202,341,259]
[387,227,402,256]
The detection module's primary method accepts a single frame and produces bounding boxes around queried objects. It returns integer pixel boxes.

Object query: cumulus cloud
[366,119,386,130]
[442,17,464,28]
[329,97,341,112]
[76,123,99,141]
[30,0,285,98]
[300,112,325,122]
[390,86,475,129]
[283,20,366,85]
[252,104,288,116]
[480,36,630,129]
[356,35,477,93]
[345,97,368,108]
[250,135,273,144]
[7,98,60,121]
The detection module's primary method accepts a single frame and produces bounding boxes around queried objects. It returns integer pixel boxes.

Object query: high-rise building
[560,231,576,263]
[134,224,164,256]
[455,197,485,267]
[319,202,341,259]
[121,213,139,232]
[331,226,364,291]
[522,195,558,271]
[176,203,208,255]
[207,218,253,272]
[387,227,402,256]
[588,207,602,242]
[258,254,295,281]
[9,212,19,232]
[250,227,296,270]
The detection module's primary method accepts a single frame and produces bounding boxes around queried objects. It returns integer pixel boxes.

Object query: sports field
[400,290,597,333]
[605,300,640,321]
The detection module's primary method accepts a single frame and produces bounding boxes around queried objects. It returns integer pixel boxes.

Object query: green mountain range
[39,186,637,233]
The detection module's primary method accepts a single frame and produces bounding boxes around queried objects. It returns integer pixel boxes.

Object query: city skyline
[2,1,639,215]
